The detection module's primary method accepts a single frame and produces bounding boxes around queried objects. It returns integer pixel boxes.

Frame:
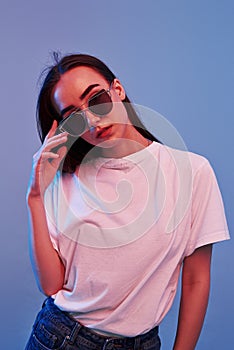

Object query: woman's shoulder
[155,142,210,173]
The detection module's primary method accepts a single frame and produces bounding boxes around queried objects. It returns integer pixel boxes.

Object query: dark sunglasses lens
[62,112,87,136]
[88,90,113,116]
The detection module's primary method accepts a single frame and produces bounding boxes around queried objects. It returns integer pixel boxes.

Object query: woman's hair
[37,52,160,173]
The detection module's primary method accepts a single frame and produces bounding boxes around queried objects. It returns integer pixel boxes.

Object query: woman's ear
[112,78,126,100]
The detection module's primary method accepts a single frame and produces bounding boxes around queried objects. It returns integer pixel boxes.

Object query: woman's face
[52,66,131,149]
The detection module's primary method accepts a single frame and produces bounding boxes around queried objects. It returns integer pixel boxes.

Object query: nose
[85,110,102,129]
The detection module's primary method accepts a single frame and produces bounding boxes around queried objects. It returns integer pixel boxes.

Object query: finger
[57,145,67,159]
[44,134,68,153]
[48,131,68,140]
[49,146,67,168]
[43,131,68,150]
[41,151,60,160]
[46,120,58,139]
[33,133,67,165]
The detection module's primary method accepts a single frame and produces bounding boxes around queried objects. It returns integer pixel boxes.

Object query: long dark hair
[37,52,160,173]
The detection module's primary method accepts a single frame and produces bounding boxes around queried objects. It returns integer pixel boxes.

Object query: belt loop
[102,338,113,350]
[66,322,82,345]
[134,336,141,350]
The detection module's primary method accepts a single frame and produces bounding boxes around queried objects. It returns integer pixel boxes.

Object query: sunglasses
[58,85,113,137]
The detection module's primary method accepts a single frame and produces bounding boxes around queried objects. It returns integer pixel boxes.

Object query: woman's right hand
[27,120,68,200]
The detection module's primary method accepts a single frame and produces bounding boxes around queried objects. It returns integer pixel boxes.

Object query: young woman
[25,53,229,350]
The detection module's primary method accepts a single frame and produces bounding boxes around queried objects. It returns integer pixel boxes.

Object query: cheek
[103,104,130,133]
[112,101,128,121]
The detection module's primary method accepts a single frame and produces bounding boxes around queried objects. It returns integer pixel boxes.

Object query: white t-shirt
[44,142,229,337]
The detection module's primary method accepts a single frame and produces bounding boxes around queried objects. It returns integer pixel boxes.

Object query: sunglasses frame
[58,84,113,137]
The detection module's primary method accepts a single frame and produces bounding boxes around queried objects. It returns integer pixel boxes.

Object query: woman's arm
[27,121,68,296]
[173,244,212,350]
[27,196,65,296]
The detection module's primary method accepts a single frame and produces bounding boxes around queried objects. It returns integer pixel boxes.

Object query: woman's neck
[100,128,152,159]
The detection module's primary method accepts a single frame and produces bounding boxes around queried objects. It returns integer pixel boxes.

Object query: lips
[96,125,112,138]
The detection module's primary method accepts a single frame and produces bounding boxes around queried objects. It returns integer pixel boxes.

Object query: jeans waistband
[42,297,160,349]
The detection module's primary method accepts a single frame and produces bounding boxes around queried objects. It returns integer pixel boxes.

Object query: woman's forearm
[173,279,210,350]
[27,195,65,296]
[173,244,212,350]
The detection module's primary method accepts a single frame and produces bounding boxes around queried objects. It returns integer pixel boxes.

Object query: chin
[95,137,120,149]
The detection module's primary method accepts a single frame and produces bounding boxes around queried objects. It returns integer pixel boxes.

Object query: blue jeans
[25,297,161,350]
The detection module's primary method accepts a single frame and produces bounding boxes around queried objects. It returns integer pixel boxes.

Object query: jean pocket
[31,321,69,350]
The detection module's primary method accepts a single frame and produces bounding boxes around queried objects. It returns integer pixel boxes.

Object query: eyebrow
[60,83,100,117]
[80,83,100,100]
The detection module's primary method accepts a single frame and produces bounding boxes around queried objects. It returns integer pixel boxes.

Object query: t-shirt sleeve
[44,176,60,253]
[185,159,230,256]
[46,214,59,252]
